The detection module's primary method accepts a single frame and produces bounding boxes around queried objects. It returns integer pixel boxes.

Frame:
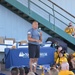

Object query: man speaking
[27,21,42,74]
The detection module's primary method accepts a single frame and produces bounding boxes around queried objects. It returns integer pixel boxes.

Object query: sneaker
[32,63,37,67]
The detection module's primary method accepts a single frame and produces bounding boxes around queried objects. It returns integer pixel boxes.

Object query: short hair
[49,67,58,75]
[60,62,69,70]
[19,67,25,75]
[27,72,35,75]
[24,67,29,75]
[11,67,19,75]
[32,21,38,25]
[32,21,38,23]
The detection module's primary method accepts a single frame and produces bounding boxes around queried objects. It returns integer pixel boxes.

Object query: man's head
[24,67,29,75]
[32,21,38,29]
[27,72,35,75]
[49,67,58,75]
[60,62,69,70]
[19,67,25,75]
[68,22,72,27]
[11,67,19,75]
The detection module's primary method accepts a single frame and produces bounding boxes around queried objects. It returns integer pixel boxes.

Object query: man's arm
[27,34,37,42]
[39,32,42,42]
[27,30,42,43]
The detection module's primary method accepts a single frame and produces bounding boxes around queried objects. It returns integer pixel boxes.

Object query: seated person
[54,46,63,62]
[72,33,75,38]
[54,46,67,63]
[24,67,29,75]
[70,53,75,73]
[11,67,19,75]
[65,22,74,35]
[27,72,35,75]
[72,26,75,37]
[58,62,74,75]
[49,67,59,75]
[19,67,25,75]
[56,50,68,65]
[71,53,75,68]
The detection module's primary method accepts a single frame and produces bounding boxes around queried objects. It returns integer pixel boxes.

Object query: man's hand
[35,39,42,44]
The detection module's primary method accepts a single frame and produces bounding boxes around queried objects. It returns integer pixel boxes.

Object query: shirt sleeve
[54,52,57,62]
[27,30,32,35]
[56,58,59,64]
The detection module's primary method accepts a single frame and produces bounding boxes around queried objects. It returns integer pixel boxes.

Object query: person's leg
[33,45,40,73]
[28,43,36,72]
[29,58,34,72]
[33,58,38,72]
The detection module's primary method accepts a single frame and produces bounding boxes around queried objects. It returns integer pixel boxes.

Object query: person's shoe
[32,63,37,67]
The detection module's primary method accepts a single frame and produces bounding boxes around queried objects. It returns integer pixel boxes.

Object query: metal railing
[48,0,75,18]
[30,0,67,26]
[27,0,75,27]
[17,0,75,30]
[39,0,75,25]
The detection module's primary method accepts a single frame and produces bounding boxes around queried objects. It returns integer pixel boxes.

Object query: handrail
[39,0,75,25]
[48,0,75,18]
[39,0,75,24]
[30,1,68,26]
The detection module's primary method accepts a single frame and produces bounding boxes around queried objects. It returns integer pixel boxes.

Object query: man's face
[32,22,38,29]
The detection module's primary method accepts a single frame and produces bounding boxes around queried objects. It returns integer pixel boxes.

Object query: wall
[51,0,75,16]
[51,0,75,28]
[0,5,50,61]
[0,5,50,42]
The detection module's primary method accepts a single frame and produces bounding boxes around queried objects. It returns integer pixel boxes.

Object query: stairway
[0,0,75,50]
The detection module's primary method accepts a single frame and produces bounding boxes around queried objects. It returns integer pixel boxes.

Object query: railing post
[52,4,55,24]
[28,0,30,14]
[52,4,55,30]
[49,14,50,22]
